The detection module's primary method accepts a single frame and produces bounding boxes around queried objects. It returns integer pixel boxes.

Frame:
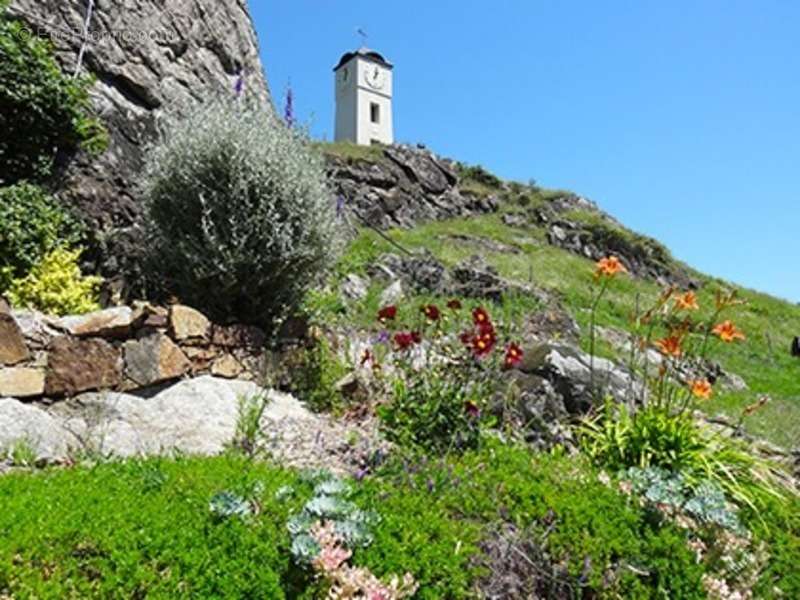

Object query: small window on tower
[370,102,380,124]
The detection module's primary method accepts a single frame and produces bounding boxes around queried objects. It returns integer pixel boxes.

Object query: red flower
[459,331,472,346]
[464,401,481,419]
[393,332,414,350]
[472,307,491,327]
[378,305,397,322]
[411,331,422,344]
[471,328,496,357]
[447,299,462,310]
[504,343,523,369]
[477,320,495,337]
[421,304,441,321]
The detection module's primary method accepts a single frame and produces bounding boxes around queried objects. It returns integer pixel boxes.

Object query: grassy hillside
[319,143,800,448]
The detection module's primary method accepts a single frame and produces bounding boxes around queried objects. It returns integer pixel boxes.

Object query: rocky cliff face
[7,0,270,287]
[326,146,500,230]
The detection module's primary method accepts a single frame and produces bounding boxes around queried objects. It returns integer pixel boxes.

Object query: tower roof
[333,47,393,71]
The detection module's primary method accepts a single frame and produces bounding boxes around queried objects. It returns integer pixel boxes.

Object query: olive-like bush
[0,183,84,291]
[141,97,343,328]
[0,3,107,184]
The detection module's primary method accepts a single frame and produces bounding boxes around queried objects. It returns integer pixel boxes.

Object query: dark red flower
[447,299,462,310]
[378,305,397,322]
[471,330,496,357]
[472,307,491,327]
[421,304,441,321]
[477,320,495,337]
[464,400,481,419]
[459,331,472,346]
[393,332,415,350]
[411,331,422,344]
[504,343,524,369]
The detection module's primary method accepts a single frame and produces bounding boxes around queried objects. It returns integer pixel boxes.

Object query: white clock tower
[334,47,394,146]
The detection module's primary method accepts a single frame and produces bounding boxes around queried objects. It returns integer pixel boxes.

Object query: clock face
[364,65,385,90]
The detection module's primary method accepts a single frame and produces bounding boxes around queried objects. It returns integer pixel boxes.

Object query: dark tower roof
[333,47,393,71]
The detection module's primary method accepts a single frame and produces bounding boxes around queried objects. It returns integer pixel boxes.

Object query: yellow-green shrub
[7,247,101,315]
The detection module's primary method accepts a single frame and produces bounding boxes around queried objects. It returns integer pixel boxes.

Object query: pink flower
[314,544,352,574]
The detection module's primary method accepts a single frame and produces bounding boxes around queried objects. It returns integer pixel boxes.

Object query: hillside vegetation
[319,141,800,448]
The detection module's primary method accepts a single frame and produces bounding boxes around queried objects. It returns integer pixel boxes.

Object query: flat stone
[0,314,29,366]
[211,354,244,379]
[131,301,168,328]
[0,398,76,462]
[60,306,133,338]
[0,367,45,398]
[45,337,123,397]
[183,347,219,374]
[123,333,191,387]
[211,324,266,349]
[11,310,64,349]
[169,305,210,343]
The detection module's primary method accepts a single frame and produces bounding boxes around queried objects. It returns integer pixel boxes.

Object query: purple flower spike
[284,84,294,127]
[234,72,244,97]
[426,478,435,493]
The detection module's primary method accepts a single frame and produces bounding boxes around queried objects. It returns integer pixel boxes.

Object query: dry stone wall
[0,302,266,400]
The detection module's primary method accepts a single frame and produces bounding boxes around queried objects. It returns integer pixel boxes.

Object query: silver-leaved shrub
[141,96,343,328]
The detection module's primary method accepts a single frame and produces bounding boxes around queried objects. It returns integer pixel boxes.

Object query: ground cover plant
[0,444,751,599]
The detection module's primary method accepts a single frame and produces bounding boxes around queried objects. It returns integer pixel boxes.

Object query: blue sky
[251,1,800,302]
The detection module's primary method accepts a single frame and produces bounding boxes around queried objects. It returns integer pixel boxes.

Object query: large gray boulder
[52,376,263,457]
[519,342,644,415]
[6,0,271,289]
[0,398,78,462]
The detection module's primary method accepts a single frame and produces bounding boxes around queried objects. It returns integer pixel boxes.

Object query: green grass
[314,140,387,163]
[2,443,797,598]
[356,442,708,599]
[0,446,710,599]
[328,213,800,447]
[0,455,305,598]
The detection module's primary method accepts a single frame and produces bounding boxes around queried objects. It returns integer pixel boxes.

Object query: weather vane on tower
[356,27,368,47]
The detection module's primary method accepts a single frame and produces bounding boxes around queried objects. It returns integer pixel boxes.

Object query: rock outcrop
[6,0,271,288]
[327,145,500,230]
[528,197,696,288]
[366,252,550,304]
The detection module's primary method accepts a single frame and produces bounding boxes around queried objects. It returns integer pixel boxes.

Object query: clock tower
[334,47,394,146]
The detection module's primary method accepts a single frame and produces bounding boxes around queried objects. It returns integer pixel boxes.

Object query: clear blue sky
[251,1,799,302]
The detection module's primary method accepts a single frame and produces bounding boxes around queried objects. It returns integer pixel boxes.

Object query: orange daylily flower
[595,256,628,278]
[674,291,699,311]
[712,320,745,343]
[689,379,713,400]
[655,335,683,358]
